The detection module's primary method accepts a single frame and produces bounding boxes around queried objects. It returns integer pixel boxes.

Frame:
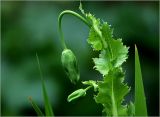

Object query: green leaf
[93,39,129,76]
[135,45,148,116]
[109,39,129,68]
[42,80,54,116]
[67,89,86,102]
[86,13,111,50]
[36,54,54,116]
[95,68,130,116]
[88,27,103,50]
[93,50,111,75]
[85,14,130,116]
[79,1,85,15]
[86,13,104,51]
[127,101,135,116]
[101,22,113,41]
[28,97,44,116]
[86,13,101,35]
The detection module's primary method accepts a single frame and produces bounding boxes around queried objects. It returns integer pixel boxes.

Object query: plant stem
[84,86,92,91]
[58,10,91,49]
[111,76,118,116]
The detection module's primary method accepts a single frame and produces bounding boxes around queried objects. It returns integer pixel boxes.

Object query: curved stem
[58,10,91,49]
[84,86,92,92]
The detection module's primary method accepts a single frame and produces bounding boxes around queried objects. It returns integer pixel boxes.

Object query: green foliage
[29,54,54,116]
[93,38,129,76]
[135,45,148,116]
[66,4,132,116]
[88,27,103,50]
[36,54,54,116]
[86,14,129,76]
[95,68,130,116]
[41,79,54,116]
[59,2,147,116]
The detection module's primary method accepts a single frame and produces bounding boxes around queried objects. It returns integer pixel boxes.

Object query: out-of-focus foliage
[1,1,159,116]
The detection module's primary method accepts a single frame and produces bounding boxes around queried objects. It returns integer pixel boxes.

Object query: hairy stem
[84,86,92,91]
[58,10,91,49]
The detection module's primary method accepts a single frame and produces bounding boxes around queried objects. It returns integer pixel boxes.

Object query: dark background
[1,1,159,116]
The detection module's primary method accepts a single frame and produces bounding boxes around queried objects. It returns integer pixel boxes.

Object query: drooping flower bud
[67,89,86,102]
[61,49,80,84]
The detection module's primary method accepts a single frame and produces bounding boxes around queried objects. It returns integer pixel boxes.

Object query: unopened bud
[67,89,86,102]
[61,49,80,84]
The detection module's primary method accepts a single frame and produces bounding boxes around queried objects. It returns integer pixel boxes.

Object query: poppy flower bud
[67,89,86,102]
[61,49,80,84]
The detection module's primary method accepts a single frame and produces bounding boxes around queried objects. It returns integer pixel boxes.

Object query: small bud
[67,89,86,102]
[61,49,80,84]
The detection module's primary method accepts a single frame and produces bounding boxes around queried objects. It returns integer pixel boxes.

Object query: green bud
[61,49,80,84]
[67,89,86,102]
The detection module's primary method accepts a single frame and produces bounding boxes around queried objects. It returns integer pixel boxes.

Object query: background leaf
[28,97,44,116]
[135,45,148,116]
[36,54,54,116]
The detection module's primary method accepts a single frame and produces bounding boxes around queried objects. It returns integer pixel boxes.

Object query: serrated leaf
[93,38,129,76]
[101,22,129,67]
[127,101,135,116]
[88,27,103,50]
[95,68,130,116]
[110,39,129,67]
[101,22,113,41]
[28,97,44,116]
[79,1,85,15]
[135,45,148,116]
[86,13,101,34]
[93,50,111,75]
[86,13,106,51]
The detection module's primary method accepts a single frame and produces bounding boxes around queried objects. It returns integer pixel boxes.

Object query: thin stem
[58,10,91,49]
[84,86,92,92]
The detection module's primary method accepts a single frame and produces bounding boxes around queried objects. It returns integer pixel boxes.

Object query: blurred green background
[1,1,159,116]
